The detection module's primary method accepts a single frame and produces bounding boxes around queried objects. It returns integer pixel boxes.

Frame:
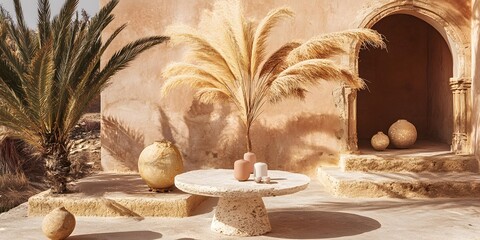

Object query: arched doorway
[357,14,453,147]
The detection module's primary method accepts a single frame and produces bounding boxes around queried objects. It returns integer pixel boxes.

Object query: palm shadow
[69,230,162,240]
[101,115,145,171]
[170,99,344,173]
[267,210,381,239]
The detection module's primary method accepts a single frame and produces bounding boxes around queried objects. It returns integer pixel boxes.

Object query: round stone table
[175,169,310,236]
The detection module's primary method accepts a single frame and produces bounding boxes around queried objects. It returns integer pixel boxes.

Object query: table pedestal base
[211,196,271,236]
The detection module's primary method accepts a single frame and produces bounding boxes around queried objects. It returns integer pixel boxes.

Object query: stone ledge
[340,153,479,173]
[28,173,207,217]
[318,167,480,198]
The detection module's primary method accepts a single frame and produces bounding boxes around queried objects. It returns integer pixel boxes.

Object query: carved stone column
[449,77,471,155]
[345,87,358,152]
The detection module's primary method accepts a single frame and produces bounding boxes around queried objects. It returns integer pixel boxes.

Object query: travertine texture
[211,197,271,236]
[28,173,206,217]
[175,169,309,236]
[319,167,480,198]
[175,169,310,198]
[320,142,480,198]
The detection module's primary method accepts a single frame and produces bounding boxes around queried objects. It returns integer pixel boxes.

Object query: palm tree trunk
[44,142,70,194]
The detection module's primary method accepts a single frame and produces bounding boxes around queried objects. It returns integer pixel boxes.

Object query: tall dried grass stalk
[161,0,385,152]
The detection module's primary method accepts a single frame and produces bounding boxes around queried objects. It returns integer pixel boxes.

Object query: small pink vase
[243,152,256,173]
[234,159,250,181]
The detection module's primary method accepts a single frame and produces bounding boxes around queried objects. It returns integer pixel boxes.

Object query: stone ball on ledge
[388,119,417,149]
[371,131,389,151]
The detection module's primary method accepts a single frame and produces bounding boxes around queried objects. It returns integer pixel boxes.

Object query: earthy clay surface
[2,179,480,239]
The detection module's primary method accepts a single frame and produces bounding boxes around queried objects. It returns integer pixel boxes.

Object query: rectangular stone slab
[28,173,207,217]
[318,167,480,198]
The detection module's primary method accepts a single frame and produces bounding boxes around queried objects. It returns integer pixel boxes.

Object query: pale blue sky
[0,0,99,29]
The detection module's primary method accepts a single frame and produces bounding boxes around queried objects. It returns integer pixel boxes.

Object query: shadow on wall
[102,100,343,174]
[267,210,381,239]
[69,231,162,240]
[101,116,145,171]
[253,113,341,175]
[156,100,341,174]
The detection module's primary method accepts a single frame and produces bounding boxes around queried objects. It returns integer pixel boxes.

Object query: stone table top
[175,169,310,198]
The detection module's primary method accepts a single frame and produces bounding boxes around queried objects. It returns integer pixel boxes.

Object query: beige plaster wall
[100,0,472,174]
[427,24,453,144]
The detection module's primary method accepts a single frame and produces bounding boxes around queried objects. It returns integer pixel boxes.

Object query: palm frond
[250,7,294,77]
[269,59,364,103]
[37,0,51,46]
[0,0,168,192]
[259,41,301,80]
[166,24,238,81]
[161,1,385,152]
[286,28,385,65]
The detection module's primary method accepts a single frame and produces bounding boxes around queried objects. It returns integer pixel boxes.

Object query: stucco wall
[100,0,473,174]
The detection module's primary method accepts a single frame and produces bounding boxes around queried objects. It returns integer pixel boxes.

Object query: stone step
[28,173,207,217]
[340,153,479,173]
[318,167,480,198]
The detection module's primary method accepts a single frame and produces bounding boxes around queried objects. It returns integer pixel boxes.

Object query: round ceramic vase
[388,119,417,149]
[234,159,250,181]
[42,207,76,240]
[371,131,389,151]
[138,140,184,191]
[243,152,256,172]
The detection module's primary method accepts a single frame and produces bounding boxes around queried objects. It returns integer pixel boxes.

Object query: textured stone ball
[42,207,76,240]
[388,119,417,148]
[138,140,184,190]
[371,131,389,151]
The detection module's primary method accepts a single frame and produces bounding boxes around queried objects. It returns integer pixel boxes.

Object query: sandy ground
[0,180,479,240]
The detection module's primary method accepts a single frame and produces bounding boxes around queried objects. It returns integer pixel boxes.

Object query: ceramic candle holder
[254,162,268,178]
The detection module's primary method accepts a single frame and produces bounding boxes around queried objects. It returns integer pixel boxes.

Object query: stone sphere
[138,140,184,190]
[42,207,76,240]
[371,131,389,151]
[388,119,417,148]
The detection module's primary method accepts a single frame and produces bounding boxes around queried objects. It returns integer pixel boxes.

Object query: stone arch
[345,1,472,154]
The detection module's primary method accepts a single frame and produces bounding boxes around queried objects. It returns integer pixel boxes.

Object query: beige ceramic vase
[234,159,250,181]
[42,207,76,240]
[138,140,184,191]
[243,152,256,173]
[388,119,417,149]
[371,131,389,151]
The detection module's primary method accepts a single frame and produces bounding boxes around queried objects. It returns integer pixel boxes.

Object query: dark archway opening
[357,14,453,148]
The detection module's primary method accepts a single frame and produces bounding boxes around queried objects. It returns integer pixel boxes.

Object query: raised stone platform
[319,141,480,198]
[341,152,478,173]
[319,167,480,198]
[28,173,207,217]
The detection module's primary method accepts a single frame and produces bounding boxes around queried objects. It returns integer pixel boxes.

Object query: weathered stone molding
[450,77,472,154]
[346,0,472,154]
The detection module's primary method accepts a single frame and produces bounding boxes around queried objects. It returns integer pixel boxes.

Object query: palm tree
[0,0,169,193]
[161,0,385,153]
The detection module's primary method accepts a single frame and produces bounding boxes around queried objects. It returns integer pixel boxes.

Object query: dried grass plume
[161,0,385,152]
